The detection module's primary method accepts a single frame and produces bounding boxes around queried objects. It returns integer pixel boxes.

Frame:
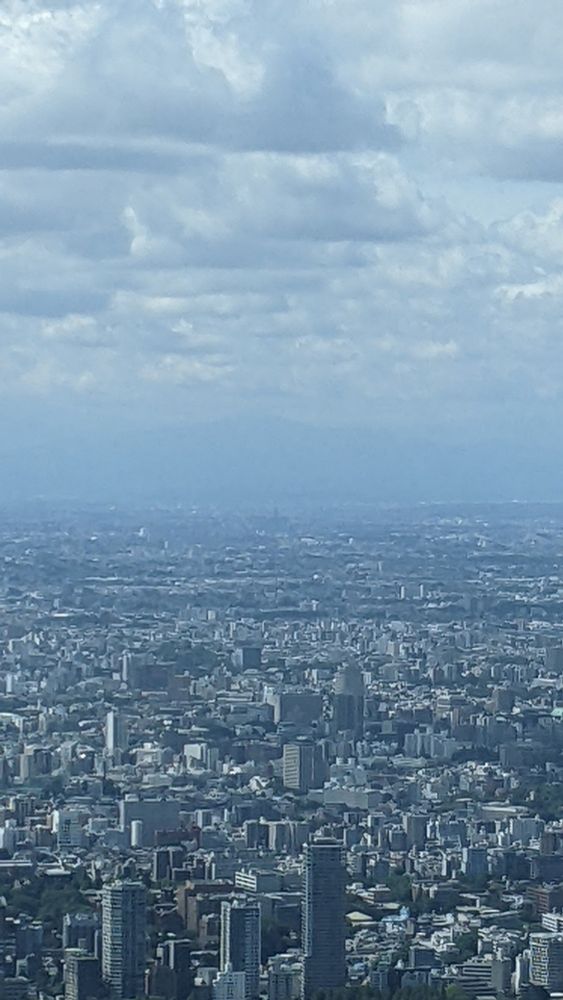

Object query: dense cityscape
[1,504,563,1000]
[5,1,563,1000]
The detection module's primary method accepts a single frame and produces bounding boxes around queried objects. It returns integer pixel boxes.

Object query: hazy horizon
[3,411,563,506]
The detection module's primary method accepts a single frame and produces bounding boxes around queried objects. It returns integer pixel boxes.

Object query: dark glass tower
[220,899,261,1000]
[333,663,365,738]
[102,881,146,1000]
[302,839,346,998]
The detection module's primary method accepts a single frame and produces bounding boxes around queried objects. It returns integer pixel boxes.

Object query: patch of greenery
[1,870,92,936]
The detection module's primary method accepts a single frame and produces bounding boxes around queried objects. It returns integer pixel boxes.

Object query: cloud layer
[2,0,563,491]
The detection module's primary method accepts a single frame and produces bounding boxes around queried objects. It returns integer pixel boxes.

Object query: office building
[232,646,262,670]
[282,740,324,794]
[119,796,181,847]
[333,663,365,737]
[515,953,530,995]
[235,870,282,894]
[53,809,85,850]
[455,957,494,995]
[267,691,323,727]
[159,939,194,1000]
[220,900,261,1000]
[491,956,512,995]
[102,881,146,999]
[461,846,488,879]
[64,949,101,1000]
[403,814,428,850]
[530,933,563,992]
[130,821,144,849]
[105,711,129,756]
[302,839,346,999]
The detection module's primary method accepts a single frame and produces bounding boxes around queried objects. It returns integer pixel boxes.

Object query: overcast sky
[3,0,563,503]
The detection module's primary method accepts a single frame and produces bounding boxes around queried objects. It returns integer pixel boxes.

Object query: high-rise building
[266,691,323,726]
[232,646,262,670]
[530,933,563,992]
[461,846,488,879]
[282,740,324,794]
[53,809,85,850]
[64,949,101,1000]
[403,814,428,850]
[333,663,365,738]
[130,821,144,849]
[491,956,512,995]
[105,711,129,756]
[220,900,261,1000]
[158,939,194,1000]
[515,952,530,995]
[302,839,346,999]
[119,796,181,847]
[102,881,146,999]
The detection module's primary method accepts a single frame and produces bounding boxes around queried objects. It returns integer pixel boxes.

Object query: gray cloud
[2,0,563,496]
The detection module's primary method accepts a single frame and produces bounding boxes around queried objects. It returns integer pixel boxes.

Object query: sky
[3,0,563,503]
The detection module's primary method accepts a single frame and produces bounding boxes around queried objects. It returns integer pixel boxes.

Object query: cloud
[2,0,563,464]
[2,0,399,155]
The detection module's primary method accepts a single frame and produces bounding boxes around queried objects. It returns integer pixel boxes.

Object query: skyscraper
[105,710,129,757]
[102,881,146,999]
[403,813,428,850]
[220,900,261,1000]
[333,662,365,738]
[282,739,325,794]
[302,839,346,999]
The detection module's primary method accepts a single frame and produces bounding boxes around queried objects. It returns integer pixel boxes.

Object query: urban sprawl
[1,505,563,1000]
